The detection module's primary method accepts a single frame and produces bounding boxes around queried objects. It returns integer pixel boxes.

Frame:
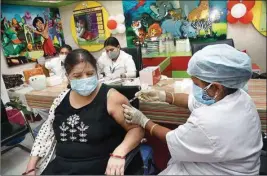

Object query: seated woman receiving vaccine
[97,37,137,80]
[24,49,144,175]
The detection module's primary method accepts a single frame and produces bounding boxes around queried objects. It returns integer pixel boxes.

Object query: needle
[129,96,138,103]
[128,86,141,104]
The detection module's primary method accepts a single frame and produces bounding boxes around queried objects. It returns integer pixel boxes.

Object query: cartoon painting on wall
[259,0,266,32]
[73,6,106,46]
[1,4,65,67]
[122,0,227,47]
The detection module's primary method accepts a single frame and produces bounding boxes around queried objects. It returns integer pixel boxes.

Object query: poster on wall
[122,0,227,48]
[73,6,105,46]
[1,4,65,67]
[259,0,266,32]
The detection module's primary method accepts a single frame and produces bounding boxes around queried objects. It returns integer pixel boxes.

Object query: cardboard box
[139,66,161,86]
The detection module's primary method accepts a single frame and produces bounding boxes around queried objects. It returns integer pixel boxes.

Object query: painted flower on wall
[227,0,255,24]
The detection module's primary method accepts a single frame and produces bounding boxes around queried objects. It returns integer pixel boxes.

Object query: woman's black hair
[60,44,72,52]
[64,49,97,75]
[224,87,238,95]
[202,79,238,96]
[65,49,97,89]
[32,16,44,28]
[104,37,120,48]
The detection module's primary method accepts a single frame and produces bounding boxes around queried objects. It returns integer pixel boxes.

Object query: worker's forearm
[145,120,171,143]
[26,156,40,171]
[165,92,189,109]
[113,127,144,156]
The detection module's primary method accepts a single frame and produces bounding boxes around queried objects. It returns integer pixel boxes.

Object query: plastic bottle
[159,38,164,53]
[185,37,191,52]
[141,43,147,55]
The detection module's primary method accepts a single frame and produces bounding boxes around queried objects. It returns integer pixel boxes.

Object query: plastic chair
[191,38,235,55]
[1,99,35,154]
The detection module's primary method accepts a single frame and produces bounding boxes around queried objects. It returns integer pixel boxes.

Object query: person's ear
[117,45,121,50]
[212,82,224,97]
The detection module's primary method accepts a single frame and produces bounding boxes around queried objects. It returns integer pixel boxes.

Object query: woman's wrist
[23,168,36,175]
[26,159,38,172]
[112,145,128,157]
[110,153,126,159]
[166,92,174,104]
[26,166,36,172]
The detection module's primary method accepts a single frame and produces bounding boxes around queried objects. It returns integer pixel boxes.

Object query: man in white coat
[97,37,136,80]
[122,44,263,175]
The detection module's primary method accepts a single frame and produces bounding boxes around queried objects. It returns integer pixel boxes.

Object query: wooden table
[25,79,267,133]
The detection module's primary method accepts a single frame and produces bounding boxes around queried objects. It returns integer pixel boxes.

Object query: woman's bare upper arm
[107,89,139,131]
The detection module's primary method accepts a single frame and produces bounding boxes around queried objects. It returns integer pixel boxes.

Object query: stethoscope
[109,62,120,74]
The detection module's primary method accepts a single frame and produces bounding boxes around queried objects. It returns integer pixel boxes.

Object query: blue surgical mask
[70,75,98,96]
[193,83,216,105]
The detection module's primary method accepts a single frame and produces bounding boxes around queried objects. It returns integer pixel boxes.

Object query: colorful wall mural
[1,4,65,67]
[122,0,228,47]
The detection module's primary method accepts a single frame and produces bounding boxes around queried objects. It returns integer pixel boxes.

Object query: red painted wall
[142,57,166,68]
[171,56,191,71]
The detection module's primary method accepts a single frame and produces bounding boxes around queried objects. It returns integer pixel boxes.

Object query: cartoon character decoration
[1,12,26,59]
[123,0,227,47]
[161,19,197,38]
[25,25,34,44]
[169,8,184,21]
[150,1,174,21]
[76,18,96,41]
[147,23,162,38]
[191,19,212,37]
[48,13,63,46]
[23,11,32,26]
[132,20,144,37]
[1,16,9,34]
[1,5,65,67]
[188,0,209,22]
[131,20,146,44]
[30,16,57,56]
[12,18,22,31]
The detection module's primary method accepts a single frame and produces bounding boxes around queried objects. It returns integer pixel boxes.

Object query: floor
[1,120,43,175]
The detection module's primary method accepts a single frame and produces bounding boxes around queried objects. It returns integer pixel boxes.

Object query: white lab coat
[161,89,263,175]
[97,50,137,79]
[45,56,66,79]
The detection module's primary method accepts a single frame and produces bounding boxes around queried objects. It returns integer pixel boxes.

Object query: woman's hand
[122,104,150,128]
[105,157,125,175]
[135,89,166,102]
